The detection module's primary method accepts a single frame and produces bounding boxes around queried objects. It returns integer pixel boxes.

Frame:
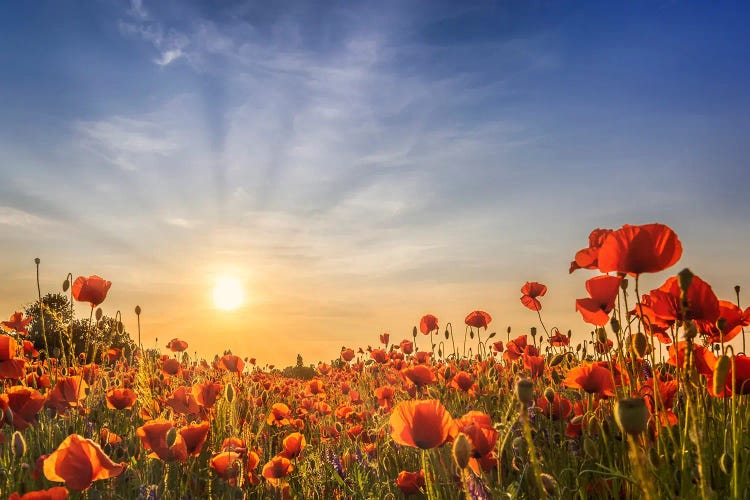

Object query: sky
[1,1,749,366]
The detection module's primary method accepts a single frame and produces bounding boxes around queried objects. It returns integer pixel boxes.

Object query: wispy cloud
[0,206,49,228]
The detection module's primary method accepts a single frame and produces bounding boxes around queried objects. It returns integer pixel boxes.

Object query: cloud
[0,206,49,227]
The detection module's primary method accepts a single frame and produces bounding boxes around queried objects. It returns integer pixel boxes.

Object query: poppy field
[1,222,749,499]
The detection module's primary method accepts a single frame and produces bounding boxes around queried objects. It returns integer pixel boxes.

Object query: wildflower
[465,310,492,329]
[71,275,112,307]
[280,432,306,459]
[180,421,210,456]
[597,223,682,276]
[218,354,244,373]
[562,362,616,397]
[136,419,188,462]
[520,282,547,311]
[166,338,188,352]
[390,399,456,449]
[1,386,46,429]
[262,455,294,486]
[8,487,69,500]
[396,470,425,495]
[419,314,439,334]
[43,434,125,491]
[1,312,32,335]
[569,228,613,273]
[0,335,17,361]
[575,275,622,326]
[105,388,137,410]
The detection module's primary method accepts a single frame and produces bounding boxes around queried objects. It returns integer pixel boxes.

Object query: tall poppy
[597,223,682,276]
[401,365,436,388]
[166,338,188,352]
[136,419,188,462]
[569,228,613,273]
[71,275,112,307]
[280,432,307,459]
[389,399,456,449]
[1,312,32,335]
[457,411,498,458]
[218,354,245,373]
[43,434,125,491]
[575,275,622,326]
[1,386,46,430]
[702,300,750,344]
[180,421,210,456]
[262,455,294,486]
[520,282,547,311]
[419,315,439,335]
[649,274,720,330]
[465,310,492,330]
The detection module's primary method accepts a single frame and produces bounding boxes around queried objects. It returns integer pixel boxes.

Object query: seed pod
[620,278,628,291]
[530,327,537,338]
[615,398,649,435]
[452,433,471,470]
[543,387,555,403]
[225,383,235,403]
[633,331,648,358]
[135,305,142,315]
[515,379,534,404]
[678,268,694,293]
[549,353,565,367]
[596,328,608,345]
[95,308,103,321]
[166,427,178,448]
[713,355,731,395]
[610,316,620,335]
[412,326,417,338]
[62,279,70,292]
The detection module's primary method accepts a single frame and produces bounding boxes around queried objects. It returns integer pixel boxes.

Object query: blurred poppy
[523,355,545,378]
[165,386,201,415]
[597,223,682,276]
[71,275,112,307]
[380,333,390,345]
[457,411,498,458]
[520,282,547,311]
[43,434,125,491]
[45,376,88,412]
[1,312,32,335]
[465,310,492,329]
[708,354,750,396]
[166,338,188,352]
[536,393,573,420]
[374,386,396,410]
[390,399,456,449]
[448,371,475,392]
[399,339,414,354]
[396,470,425,495]
[340,348,355,362]
[267,403,292,427]
[569,228,613,273]
[402,364,436,388]
[8,487,69,500]
[210,451,243,485]
[0,335,17,361]
[419,314,439,335]
[262,455,294,486]
[136,419,188,462]
[703,300,750,343]
[548,328,570,346]
[1,386,46,429]
[575,275,621,326]
[649,274,720,331]
[192,381,223,408]
[218,354,245,373]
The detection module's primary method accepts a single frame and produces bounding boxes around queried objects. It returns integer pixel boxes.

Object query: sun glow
[212,276,245,310]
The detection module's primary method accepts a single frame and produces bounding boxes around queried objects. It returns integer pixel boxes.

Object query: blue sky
[1,1,749,363]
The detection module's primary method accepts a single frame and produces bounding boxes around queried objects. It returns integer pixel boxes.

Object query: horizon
[2,1,750,365]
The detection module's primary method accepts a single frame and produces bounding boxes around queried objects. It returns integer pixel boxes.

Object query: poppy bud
[551,370,562,385]
[678,268,694,293]
[35,257,40,265]
[96,308,103,321]
[12,431,26,458]
[135,305,142,315]
[540,473,558,496]
[470,330,474,340]
[549,353,565,367]
[515,379,534,404]
[507,326,511,334]
[444,329,450,340]
[720,452,733,475]
[225,383,235,403]
[118,321,124,334]
[684,321,698,340]
[586,416,598,436]
[166,427,178,448]
[487,332,496,340]
[713,355,731,395]
[633,331,648,358]
[596,328,608,345]
[412,326,417,338]
[512,436,527,454]
[530,327,537,338]
[620,278,628,291]
[615,398,649,435]
[543,387,555,403]
[716,317,727,334]
[452,433,471,470]
[62,279,70,292]
[583,437,598,460]
[610,316,620,335]
[567,329,572,338]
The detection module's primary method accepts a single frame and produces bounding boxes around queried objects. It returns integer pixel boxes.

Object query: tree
[24,293,135,362]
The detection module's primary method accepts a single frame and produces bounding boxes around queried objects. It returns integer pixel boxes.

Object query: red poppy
[593,338,614,354]
[520,282,547,311]
[71,275,112,307]
[630,294,673,344]
[419,314,439,334]
[267,403,293,427]
[399,339,414,354]
[396,470,425,496]
[448,371,475,392]
[1,312,32,335]
[465,310,491,329]
[548,328,570,346]
[648,274,720,331]
[136,419,188,462]
[161,358,182,377]
[702,300,750,344]
[180,421,210,456]
[370,349,388,364]
[562,362,616,397]
[0,335,17,361]
[523,354,545,378]
[569,228,614,273]
[8,487,69,500]
[210,451,244,485]
[492,340,504,353]
[1,386,46,430]
[575,275,621,326]
[280,432,307,459]
[262,455,294,486]
[192,381,223,408]
[45,376,88,412]
[105,388,137,410]
[390,399,456,449]
[166,338,188,352]
[667,342,716,378]
[340,348,355,362]
[218,354,245,373]
[402,364,436,388]
[597,223,682,276]
[165,386,201,415]
[709,355,750,396]
[536,393,573,420]
[374,386,396,410]
[43,434,125,491]
[457,411,498,458]
[504,335,537,362]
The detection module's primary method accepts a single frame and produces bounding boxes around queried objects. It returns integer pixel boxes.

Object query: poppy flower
[520,282,547,311]
[262,455,294,486]
[465,310,492,329]
[71,275,112,307]
[419,315,439,335]
[161,358,182,377]
[370,349,388,364]
[166,338,188,352]
[548,328,570,346]
[457,411,498,458]
[340,348,355,362]
[401,364,436,388]
[562,362,616,397]
[210,451,244,484]
[180,421,210,456]
[703,300,750,344]
[43,434,125,491]
[648,274,720,330]
[165,386,201,415]
[280,432,307,459]
[536,393,573,421]
[45,376,88,412]
[597,223,682,276]
[492,340,504,353]
[8,487,69,500]
[523,355,545,378]
[1,386,46,430]
[448,371,475,392]
[504,335,536,362]
[380,333,390,345]
[374,386,396,410]
[267,403,293,427]
[1,312,32,335]
[0,335,17,361]
[192,381,223,408]
[667,342,716,378]
[399,339,414,354]
[136,419,188,462]
[390,399,456,449]
[105,388,137,410]
[396,470,425,495]
[575,275,622,326]
[218,354,245,373]
[569,228,613,273]
[708,355,750,396]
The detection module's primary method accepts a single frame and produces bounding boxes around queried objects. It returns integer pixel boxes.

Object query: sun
[212,276,245,310]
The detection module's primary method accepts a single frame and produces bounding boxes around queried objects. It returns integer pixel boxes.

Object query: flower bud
[96,308,103,321]
[540,473,558,496]
[615,398,649,435]
[12,431,26,458]
[166,427,178,448]
[530,327,537,338]
[678,268,694,293]
[62,279,70,292]
[620,278,628,291]
[225,383,235,403]
[633,331,648,358]
[549,353,565,367]
[543,387,555,403]
[713,355,731,395]
[34,258,40,265]
[596,328,608,345]
[610,316,620,335]
[412,326,417,338]
[452,433,471,470]
[515,379,534,404]
[135,305,142,315]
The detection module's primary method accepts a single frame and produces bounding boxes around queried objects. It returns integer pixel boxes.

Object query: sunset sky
[1,1,749,365]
